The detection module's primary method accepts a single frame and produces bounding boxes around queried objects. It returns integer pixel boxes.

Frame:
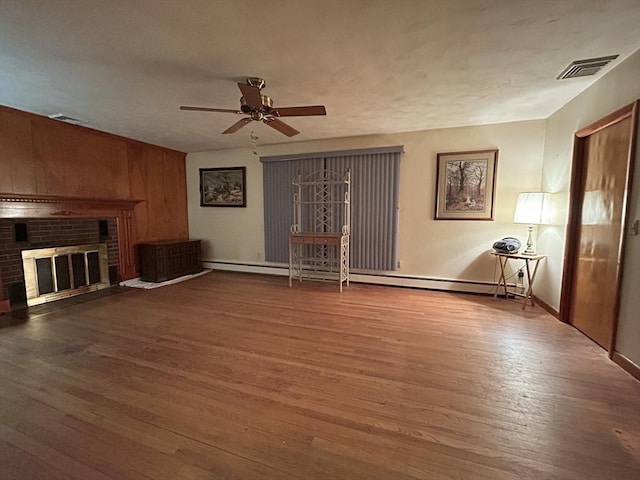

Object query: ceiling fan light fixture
[180,77,326,137]
[240,100,251,113]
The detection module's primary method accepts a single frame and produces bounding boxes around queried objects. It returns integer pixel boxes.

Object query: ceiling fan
[180,77,326,137]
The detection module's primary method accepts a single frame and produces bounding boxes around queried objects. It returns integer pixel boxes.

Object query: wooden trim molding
[611,351,640,381]
[0,193,139,212]
[575,103,635,138]
[0,193,141,282]
[559,132,585,323]
[533,295,560,320]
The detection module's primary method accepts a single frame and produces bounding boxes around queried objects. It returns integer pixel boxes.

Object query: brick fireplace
[0,218,118,307]
[0,194,139,312]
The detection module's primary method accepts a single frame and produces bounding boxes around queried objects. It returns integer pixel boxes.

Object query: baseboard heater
[203,260,509,296]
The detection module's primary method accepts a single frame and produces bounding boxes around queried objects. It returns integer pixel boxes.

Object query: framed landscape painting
[200,167,246,207]
[434,149,498,220]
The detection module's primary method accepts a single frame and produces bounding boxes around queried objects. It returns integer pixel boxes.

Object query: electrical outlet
[257,252,261,260]
[518,270,524,278]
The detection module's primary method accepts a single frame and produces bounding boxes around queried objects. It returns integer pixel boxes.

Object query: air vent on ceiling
[557,55,619,80]
[48,113,85,125]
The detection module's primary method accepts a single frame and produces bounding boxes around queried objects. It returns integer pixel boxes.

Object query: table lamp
[513,192,550,255]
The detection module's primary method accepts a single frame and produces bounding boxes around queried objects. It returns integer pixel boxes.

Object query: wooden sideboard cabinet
[139,239,202,283]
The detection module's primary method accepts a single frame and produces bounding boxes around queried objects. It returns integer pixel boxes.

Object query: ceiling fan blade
[180,106,242,114]
[264,118,299,137]
[237,83,263,108]
[222,117,252,134]
[272,105,327,117]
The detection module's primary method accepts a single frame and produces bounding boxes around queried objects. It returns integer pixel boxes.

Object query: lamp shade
[513,192,550,225]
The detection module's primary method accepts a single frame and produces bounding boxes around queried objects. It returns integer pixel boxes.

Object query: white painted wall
[617,119,640,366]
[186,51,639,365]
[187,120,545,290]
[538,49,640,364]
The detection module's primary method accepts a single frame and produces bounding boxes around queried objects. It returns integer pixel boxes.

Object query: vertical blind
[261,146,402,271]
[262,157,323,265]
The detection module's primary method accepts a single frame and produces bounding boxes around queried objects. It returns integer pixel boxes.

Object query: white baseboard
[203,260,504,295]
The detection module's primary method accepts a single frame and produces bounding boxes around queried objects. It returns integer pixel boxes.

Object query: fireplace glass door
[22,244,110,306]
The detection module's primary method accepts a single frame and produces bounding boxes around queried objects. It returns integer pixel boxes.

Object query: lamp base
[522,225,536,255]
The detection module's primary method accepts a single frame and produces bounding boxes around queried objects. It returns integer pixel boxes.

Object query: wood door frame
[560,100,639,356]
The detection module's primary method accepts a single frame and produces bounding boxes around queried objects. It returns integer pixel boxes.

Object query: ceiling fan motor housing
[240,95,273,114]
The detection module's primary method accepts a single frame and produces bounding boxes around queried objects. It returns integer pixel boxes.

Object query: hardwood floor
[0,271,638,480]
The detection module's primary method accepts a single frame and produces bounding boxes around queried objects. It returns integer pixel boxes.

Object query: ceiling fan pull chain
[251,130,259,155]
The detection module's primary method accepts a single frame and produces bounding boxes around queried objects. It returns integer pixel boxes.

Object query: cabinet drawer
[291,234,342,245]
[315,237,340,245]
[291,235,315,244]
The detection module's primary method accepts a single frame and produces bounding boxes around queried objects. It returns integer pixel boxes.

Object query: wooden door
[561,102,638,350]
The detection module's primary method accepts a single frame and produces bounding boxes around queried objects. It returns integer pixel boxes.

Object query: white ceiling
[1,0,639,153]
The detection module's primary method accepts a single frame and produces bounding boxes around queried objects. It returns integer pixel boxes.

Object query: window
[261,146,402,271]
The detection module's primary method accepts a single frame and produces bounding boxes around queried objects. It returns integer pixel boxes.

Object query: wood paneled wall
[0,105,189,277]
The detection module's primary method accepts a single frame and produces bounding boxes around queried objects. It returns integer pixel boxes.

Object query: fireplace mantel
[0,193,139,216]
[0,194,141,304]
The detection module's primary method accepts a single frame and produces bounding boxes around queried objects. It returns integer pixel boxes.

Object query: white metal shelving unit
[288,169,350,291]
